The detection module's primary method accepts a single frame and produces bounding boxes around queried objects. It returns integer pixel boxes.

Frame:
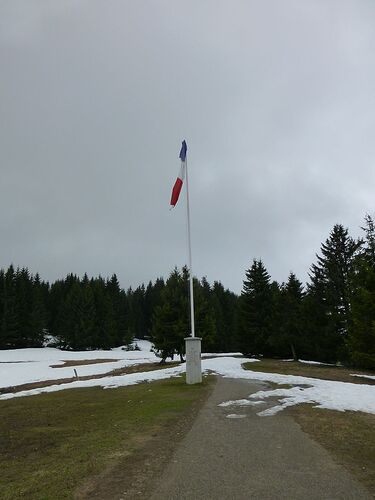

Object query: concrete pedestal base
[185,337,202,385]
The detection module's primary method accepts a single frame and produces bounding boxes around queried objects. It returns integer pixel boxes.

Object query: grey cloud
[1,0,375,292]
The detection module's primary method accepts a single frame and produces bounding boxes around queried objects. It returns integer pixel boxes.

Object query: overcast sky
[1,1,375,293]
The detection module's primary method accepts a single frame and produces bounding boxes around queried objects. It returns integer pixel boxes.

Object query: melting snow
[0,344,374,417]
[0,340,159,388]
[351,373,375,381]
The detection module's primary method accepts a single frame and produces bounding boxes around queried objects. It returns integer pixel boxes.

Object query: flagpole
[185,157,195,338]
[171,140,201,384]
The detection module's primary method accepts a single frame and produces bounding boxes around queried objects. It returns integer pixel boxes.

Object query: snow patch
[201,352,244,358]
[218,399,264,407]
[0,349,374,418]
[0,341,159,389]
[282,359,335,366]
[219,377,375,417]
[299,360,335,366]
[351,373,375,381]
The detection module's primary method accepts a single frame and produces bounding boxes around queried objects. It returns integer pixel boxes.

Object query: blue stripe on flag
[179,140,187,161]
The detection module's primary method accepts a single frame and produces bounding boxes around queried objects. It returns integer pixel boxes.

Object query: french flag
[170,140,187,207]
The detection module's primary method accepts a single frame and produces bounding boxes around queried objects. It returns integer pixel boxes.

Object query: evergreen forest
[1,216,375,370]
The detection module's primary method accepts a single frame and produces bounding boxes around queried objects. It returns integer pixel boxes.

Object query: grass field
[0,376,212,499]
[243,359,375,495]
[2,358,374,498]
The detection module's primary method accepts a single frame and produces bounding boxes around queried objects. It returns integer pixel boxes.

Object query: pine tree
[349,215,375,369]
[106,274,130,346]
[92,278,116,349]
[118,290,132,346]
[238,260,273,356]
[307,224,361,362]
[303,267,332,361]
[269,273,304,360]
[0,270,7,349]
[151,268,189,363]
[211,282,239,352]
[29,274,47,347]
[14,268,35,347]
[361,214,375,261]
[210,283,226,351]
[0,266,19,348]
[128,285,146,339]
[49,274,80,344]
[144,278,165,337]
[57,282,97,350]
[194,276,216,352]
[349,264,375,369]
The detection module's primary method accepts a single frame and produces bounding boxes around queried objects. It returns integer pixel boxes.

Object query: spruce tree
[349,264,375,369]
[57,282,97,350]
[210,282,227,352]
[144,278,165,337]
[151,268,189,363]
[92,278,116,349]
[0,270,6,349]
[128,285,146,339]
[0,266,19,348]
[270,273,304,360]
[307,224,361,362]
[194,276,216,352]
[349,215,375,368]
[14,268,34,347]
[29,273,47,347]
[238,260,273,356]
[106,274,130,346]
[210,281,239,352]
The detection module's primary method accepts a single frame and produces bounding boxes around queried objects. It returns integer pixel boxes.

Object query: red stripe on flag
[170,178,183,207]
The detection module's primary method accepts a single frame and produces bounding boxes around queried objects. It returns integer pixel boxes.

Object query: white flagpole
[181,142,201,384]
[185,156,195,338]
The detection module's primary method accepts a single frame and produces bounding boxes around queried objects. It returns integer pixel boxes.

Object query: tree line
[0,216,374,370]
[0,266,236,355]
[238,216,375,369]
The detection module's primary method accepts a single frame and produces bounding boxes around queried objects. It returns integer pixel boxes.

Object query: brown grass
[50,359,119,368]
[290,405,375,496]
[243,358,375,384]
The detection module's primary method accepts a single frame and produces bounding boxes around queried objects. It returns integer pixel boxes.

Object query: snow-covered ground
[217,362,375,416]
[0,343,374,417]
[0,342,243,389]
[0,340,159,388]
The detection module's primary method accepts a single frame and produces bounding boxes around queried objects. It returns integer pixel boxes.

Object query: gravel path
[150,377,372,500]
